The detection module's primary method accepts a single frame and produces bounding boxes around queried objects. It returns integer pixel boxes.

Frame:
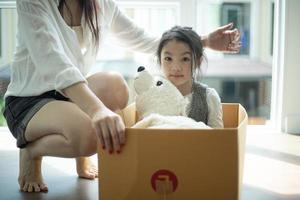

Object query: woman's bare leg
[19,100,97,192]
[75,71,129,179]
[19,71,129,192]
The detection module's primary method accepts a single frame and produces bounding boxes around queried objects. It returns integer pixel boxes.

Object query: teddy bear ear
[137,66,145,72]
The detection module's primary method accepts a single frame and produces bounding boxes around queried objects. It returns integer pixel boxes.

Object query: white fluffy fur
[133,68,210,129]
[133,113,209,129]
[134,70,187,119]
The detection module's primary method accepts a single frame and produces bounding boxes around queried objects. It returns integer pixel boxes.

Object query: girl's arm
[206,88,224,128]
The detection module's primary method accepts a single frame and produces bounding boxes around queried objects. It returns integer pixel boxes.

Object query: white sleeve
[206,88,224,128]
[101,0,160,54]
[17,1,87,91]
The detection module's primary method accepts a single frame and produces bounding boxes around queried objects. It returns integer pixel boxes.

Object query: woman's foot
[18,149,48,192]
[76,157,98,179]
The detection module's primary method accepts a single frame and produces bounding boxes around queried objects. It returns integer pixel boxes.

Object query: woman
[3,0,240,192]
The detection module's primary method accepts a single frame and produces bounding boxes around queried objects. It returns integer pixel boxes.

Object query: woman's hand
[91,106,125,154]
[63,82,126,154]
[202,23,241,53]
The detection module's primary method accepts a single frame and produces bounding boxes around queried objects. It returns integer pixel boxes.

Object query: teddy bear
[132,66,210,129]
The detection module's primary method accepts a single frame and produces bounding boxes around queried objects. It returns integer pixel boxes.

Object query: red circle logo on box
[151,169,178,194]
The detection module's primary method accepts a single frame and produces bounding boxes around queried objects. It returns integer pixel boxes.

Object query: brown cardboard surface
[98,103,247,200]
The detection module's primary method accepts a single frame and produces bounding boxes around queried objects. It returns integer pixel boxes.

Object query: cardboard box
[98,103,247,200]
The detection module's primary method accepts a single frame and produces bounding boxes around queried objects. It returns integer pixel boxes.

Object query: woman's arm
[63,82,125,153]
[201,23,241,53]
[102,0,159,54]
[103,0,240,54]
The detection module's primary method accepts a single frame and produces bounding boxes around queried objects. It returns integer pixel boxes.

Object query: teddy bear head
[134,66,188,119]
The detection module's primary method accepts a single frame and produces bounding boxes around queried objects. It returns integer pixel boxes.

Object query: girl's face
[160,40,193,91]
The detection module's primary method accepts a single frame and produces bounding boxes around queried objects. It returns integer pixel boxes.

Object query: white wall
[278,0,300,132]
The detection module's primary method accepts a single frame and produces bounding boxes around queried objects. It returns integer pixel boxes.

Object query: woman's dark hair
[58,0,100,51]
[157,26,204,80]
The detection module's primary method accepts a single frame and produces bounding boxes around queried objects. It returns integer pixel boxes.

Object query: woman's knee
[110,72,129,110]
[88,72,129,111]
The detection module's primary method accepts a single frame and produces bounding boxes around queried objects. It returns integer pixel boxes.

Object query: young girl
[157,26,223,128]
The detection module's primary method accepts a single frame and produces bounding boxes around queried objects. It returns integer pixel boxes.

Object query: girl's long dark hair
[58,0,100,51]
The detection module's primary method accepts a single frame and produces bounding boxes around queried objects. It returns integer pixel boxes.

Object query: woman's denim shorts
[3,90,69,148]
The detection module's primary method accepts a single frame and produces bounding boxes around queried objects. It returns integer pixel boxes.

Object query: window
[0,0,277,126]
[270,2,274,55]
[0,10,2,57]
[221,2,251,55]
[0,3,17,126]
[93,1,180,102]
[197,0,274,125]
[94,1,179,68]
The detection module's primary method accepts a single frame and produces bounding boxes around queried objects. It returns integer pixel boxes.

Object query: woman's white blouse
[5,0,159,98]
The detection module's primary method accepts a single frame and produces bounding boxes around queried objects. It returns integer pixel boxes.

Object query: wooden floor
[0,127,300,200]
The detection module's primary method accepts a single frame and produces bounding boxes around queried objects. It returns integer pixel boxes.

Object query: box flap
[120,103,244,128]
